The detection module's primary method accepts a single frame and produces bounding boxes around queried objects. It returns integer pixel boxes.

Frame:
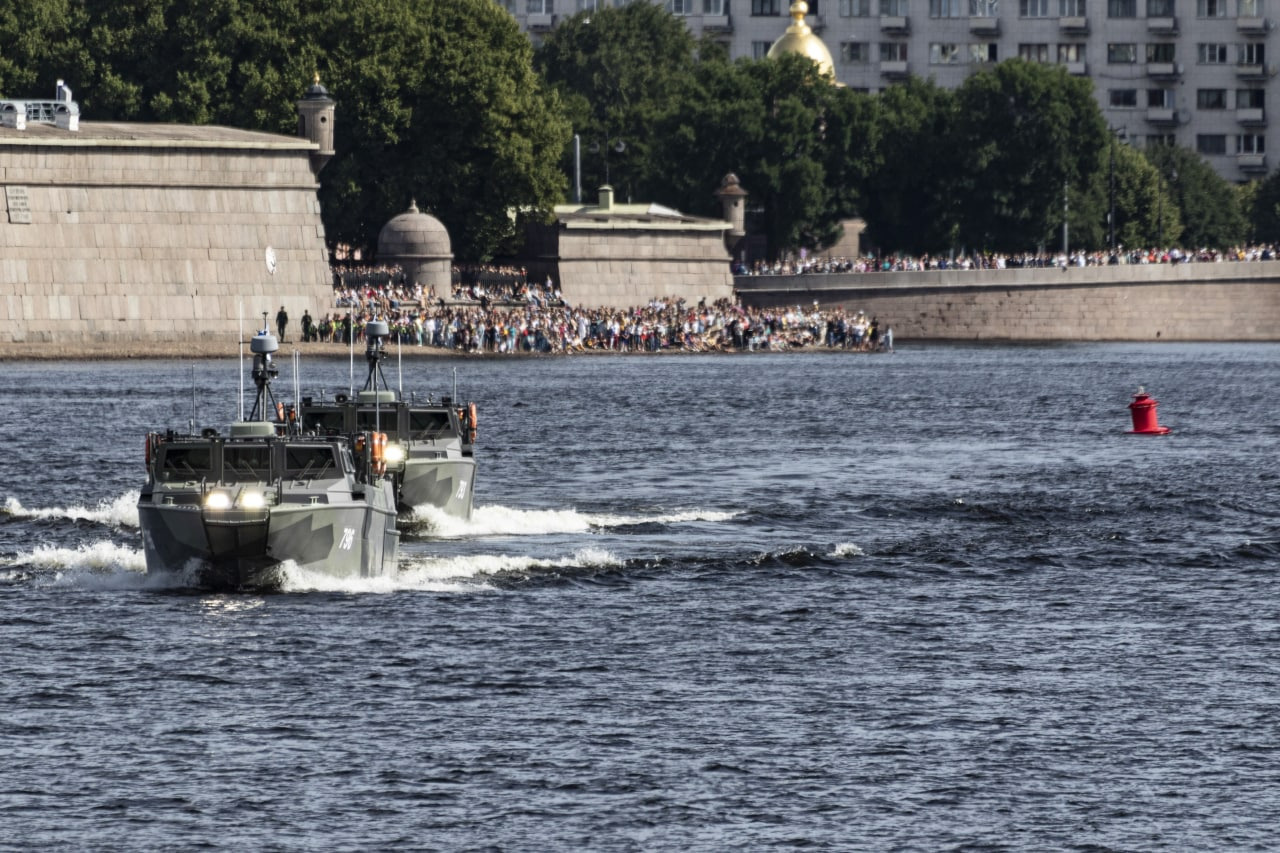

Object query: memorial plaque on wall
[5,186,31,224]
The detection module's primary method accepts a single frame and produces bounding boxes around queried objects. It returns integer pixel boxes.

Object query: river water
[2,344,1279,850]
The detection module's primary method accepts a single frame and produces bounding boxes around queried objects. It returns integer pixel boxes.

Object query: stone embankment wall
[734,262,1280,340]
[557,229,734,309]
[0,122,333,348]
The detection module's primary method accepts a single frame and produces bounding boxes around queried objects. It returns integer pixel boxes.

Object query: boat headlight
[205,491,232,510]
[239,490,267,509]
[383,443,406,466]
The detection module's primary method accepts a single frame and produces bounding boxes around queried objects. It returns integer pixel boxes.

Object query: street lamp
[589,137,626,186]
[1108,125,1127,254]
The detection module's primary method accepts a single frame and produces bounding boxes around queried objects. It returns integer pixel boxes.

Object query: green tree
[1142,144,1245,249]
[535,1,697,201]
[951,60,1106,252]
[857,77,960,255]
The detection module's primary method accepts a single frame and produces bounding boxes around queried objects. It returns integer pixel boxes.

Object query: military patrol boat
[297,320,477,518]
[138,324,400,591]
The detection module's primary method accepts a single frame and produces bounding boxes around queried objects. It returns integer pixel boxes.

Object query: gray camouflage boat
[297,320,477,518]
[138,325,400,591]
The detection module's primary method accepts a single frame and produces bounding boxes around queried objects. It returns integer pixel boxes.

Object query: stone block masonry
[734,263,1280,341]
[0,122,333,348]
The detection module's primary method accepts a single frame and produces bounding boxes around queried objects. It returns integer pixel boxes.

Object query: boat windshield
[408,410,452,440]
[302,410,345,435]
[223,446,272,483]
[285,445,338,480]
[357,408,398,434]
[161,445,213,479]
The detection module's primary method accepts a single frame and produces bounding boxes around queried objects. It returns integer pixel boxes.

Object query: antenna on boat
[190,364,197,435]
[246,312,281,421]
[452,366,457,403]
[238,301,245,422]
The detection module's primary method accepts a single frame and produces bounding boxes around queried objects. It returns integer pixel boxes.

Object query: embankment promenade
[734,260,1280,341]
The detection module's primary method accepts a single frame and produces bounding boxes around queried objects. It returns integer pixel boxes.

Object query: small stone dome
[377,200,452,260]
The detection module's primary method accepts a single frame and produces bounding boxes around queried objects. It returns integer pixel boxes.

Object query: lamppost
[589,136,626,187]
[1108,125,1127,254]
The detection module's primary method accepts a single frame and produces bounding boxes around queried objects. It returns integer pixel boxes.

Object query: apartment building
[498,0,1275,181]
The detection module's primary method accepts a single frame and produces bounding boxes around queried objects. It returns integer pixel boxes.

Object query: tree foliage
[1,0,570,261]
[1140,144,1246,249]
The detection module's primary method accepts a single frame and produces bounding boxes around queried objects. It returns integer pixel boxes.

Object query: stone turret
[377,200,453,295]
[714,173,748,257]
[296,74,336,174]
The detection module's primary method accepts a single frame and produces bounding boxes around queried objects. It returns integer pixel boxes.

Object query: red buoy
[1128,387,1171,435]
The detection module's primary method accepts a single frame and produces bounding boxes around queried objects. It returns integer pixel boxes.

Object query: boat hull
[139,486,400,591]
[398,456,476,518]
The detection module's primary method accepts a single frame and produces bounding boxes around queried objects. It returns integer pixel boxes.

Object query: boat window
[357,407,399,433]
[409,410,451,439]
[302,410,345,435]
[223,446,272,482]
[161,446,212,478]
[285,445,337,478]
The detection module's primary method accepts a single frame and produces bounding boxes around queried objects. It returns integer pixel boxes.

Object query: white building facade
[498,0,1275,181]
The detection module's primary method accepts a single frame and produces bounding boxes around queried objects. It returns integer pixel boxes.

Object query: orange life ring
[145,433,154,466]
[466,402,478,443]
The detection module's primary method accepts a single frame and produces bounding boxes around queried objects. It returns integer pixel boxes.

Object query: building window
[1019,43,1051,61]
[1147,0,1174,12]
[1109,88,1139,106]
[1197,0,1227,15]
[971,0,999,11]
[880,0,909,13]
[1197,135,1228,154]
[1060,0,1086,13]
[930,42,963,62]
[1238,88,1265,107]
[1058,43,1085,62]
[1197,88,1228,108]
[1148,88,1175,107]
[704,0,727,11]
[881,42,909,60]
[1240,43,1266,65]
[1020,0,1051,14]
[841,0,873,14]
[931,0,965,14]
[1146,134,1176,146]
[841,41,870,61]
[1147,43,1176,62]
[752,0,782,13]
[1239,0,1262,14]
[970,42,999,61]
[752,40,773,58]
[1108,0,1137,14]
[576,0,598,10]
[1198,43,1230,63]
[527,0,553,12]
[1238,134,1266,153]
[1108,43,1137,63]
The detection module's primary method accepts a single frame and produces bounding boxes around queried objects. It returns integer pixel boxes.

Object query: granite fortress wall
[734,262,1280,341]
[556,229,734,309]
[0,122,333,346]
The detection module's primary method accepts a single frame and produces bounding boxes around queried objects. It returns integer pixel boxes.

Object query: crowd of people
[740,244,1280,276]
[298,295,891,355]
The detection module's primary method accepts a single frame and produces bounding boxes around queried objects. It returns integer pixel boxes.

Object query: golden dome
[766,1,835,80]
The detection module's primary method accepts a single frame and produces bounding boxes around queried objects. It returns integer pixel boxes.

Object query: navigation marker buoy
[1127,387,1171,435]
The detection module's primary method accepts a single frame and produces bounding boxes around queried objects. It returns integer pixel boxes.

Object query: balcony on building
[1146,62,1182,79]
[969,16,1000,33]
[1237,16,1270,33]
[880,60,910,77]
[1059,16,1088,32]
[702,13,732,32]
[1146,107,1179,124]
[1147,16,1178,33]
[527,13,556,31]
[1237,107,1266,124]
[880,15,910,33]
[809,13,827,33]
[1065,61,1088,75]
[1237,153,1268,172]
[1236,62,1273,79]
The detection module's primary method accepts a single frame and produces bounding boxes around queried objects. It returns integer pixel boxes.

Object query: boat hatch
[357,407,400,433]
